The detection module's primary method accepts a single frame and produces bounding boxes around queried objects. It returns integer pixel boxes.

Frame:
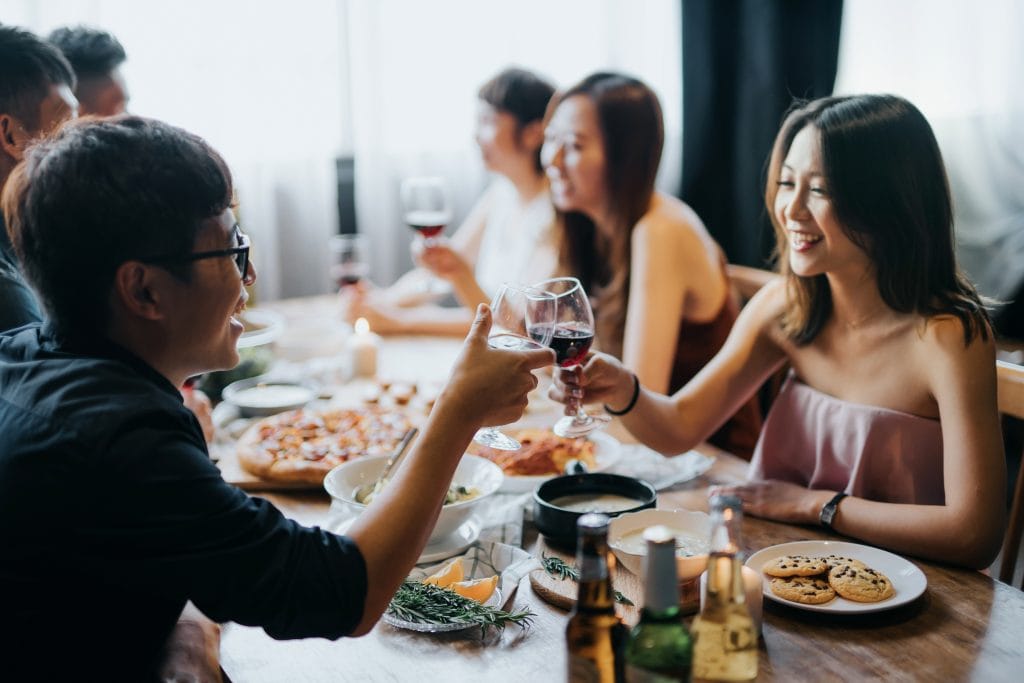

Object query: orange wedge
[422,558,463,588]
[450,575,499,603]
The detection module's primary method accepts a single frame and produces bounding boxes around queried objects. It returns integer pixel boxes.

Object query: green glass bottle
[625,526,692,682]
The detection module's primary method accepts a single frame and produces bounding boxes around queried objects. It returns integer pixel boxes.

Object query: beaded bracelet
[604,373,640,416]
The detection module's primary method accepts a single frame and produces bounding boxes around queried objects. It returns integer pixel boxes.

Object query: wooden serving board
[529,537,699,625]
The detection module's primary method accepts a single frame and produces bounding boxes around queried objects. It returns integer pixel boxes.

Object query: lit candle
[349,318,379,379]
[699,565,763,633]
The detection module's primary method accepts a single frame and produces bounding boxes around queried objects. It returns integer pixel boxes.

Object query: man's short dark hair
[47,25,126,80]
[2,116,233,337]
[0,24,76,129]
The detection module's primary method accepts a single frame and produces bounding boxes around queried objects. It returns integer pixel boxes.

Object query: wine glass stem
[566,369,589,422]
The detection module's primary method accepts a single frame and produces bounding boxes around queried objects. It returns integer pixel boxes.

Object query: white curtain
[834,0,1024,300]
[344,0,682,284]
[7,0,347,301]
[6,0,681,295]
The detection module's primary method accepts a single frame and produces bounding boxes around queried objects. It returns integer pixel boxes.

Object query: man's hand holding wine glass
[444,304,555,431]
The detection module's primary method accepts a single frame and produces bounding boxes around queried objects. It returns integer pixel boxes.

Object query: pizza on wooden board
[236,406,416,485]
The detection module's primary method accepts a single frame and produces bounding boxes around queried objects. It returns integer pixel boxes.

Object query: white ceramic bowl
[222,377,316,417]
[608,508,712,580]
[323,454,503,543]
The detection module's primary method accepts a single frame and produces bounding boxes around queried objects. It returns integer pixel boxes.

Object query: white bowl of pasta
[324,454,503,543]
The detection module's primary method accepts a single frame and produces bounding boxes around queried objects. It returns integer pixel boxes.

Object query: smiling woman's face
[541,95,608,219]
[776,125,869,279]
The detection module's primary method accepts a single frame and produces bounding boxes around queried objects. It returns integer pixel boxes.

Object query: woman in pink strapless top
[552,94,1006,569]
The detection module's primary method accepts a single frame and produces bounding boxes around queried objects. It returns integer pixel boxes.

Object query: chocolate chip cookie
[769,576,837,604]
[762,555,829,577]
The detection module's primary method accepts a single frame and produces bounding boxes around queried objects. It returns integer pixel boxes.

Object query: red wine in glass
[405,210,448,240]
[531,322,594,367]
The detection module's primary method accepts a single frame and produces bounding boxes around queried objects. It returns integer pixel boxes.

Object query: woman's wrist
[604,372,640,416]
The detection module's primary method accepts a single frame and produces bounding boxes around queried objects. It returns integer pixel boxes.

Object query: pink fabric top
[748,372,945,505]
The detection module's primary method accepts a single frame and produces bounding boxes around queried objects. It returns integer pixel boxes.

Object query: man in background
[0,23,78,333]
[47,25,129,117]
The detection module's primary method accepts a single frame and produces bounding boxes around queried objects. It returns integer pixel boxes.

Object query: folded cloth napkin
[605,445,715,491]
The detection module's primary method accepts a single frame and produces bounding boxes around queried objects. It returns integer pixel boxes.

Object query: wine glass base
[473,427,521,451]
[552,414,611,439]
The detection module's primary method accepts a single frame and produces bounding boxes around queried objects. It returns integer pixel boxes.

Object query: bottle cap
[578,513,611,534]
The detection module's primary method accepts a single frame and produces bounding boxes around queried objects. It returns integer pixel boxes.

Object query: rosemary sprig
[540,553,635,606]
[387,580,535,636]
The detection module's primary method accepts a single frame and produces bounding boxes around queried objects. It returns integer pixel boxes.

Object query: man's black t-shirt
[0,323,367,680]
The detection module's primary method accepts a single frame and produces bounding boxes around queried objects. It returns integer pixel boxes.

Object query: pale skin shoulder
[622,191,731,393]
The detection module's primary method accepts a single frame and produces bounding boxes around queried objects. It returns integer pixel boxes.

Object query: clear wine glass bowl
[532,277,610,438]
[472,283,556,451]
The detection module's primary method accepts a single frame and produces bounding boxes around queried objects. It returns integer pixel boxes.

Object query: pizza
[468,429,597,477]
[236,406,416,485]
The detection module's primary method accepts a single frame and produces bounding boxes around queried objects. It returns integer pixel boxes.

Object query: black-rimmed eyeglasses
[143,226,251,281]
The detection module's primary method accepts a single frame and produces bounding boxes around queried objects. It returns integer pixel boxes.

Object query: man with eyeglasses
[0,115,553,681]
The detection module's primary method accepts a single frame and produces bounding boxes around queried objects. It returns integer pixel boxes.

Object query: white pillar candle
[699,564,764,633]
[349,318,379,379]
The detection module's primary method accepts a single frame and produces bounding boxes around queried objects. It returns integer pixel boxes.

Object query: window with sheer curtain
[835,0,1024,303]
[7,0,681,299]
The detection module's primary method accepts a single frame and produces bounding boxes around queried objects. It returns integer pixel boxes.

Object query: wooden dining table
[218,298,1024,682]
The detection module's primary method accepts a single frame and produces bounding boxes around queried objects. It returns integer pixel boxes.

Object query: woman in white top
[342,68,557,335]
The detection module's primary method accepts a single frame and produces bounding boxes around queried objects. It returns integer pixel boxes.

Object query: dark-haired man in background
[47,24,129,117]
[0,23,78,333]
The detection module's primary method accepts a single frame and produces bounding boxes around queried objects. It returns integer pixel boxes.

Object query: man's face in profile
[79,68,129,117]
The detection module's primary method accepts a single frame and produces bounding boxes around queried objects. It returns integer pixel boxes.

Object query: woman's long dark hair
[554,72,664,357]
[478,67,555,173]
[766,94,989,345]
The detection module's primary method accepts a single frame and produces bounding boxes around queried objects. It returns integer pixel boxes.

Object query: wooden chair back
[997,359,1024,588]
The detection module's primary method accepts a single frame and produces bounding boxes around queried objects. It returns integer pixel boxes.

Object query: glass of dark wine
[532,277,610,438]
[329,234,369,291]
[473,283,557,451]
[400,176,451,248]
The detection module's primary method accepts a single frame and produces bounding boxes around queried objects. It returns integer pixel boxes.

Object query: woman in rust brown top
[542,72,760,458]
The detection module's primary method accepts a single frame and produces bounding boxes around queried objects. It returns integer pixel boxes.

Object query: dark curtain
[680,0,844,268]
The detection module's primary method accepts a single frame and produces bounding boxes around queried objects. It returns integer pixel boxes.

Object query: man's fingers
[468,304,492,341]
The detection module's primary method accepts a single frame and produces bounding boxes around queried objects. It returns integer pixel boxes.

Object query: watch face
[820,493,846,527]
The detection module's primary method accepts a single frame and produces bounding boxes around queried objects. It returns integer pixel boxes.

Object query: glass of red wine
[473,283,557,451]
[532,277,610,438]
[400,176,451,248]
[329,234,369,291]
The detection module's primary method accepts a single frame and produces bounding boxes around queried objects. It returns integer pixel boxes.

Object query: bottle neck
[642,538,680,614]
[575,532,617,613]
[704,502,747,607]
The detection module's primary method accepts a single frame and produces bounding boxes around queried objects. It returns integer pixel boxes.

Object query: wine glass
[400,176,452,294]
[400,176,452,247]
[328,234,369,291]
[533,277,610,438]
[472,283,556,451]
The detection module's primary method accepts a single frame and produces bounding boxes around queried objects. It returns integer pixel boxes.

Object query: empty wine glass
[533,277,610,438]
[473,283,556,451]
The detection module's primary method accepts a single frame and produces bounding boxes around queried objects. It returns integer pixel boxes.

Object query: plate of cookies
[745,540,927,614]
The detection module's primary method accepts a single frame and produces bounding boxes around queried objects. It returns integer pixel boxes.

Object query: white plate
[745,540,927,614]
[333,518,480,564]
[493,431,622,493]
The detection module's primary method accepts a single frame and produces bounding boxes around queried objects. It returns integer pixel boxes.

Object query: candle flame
[355,317,370,334]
